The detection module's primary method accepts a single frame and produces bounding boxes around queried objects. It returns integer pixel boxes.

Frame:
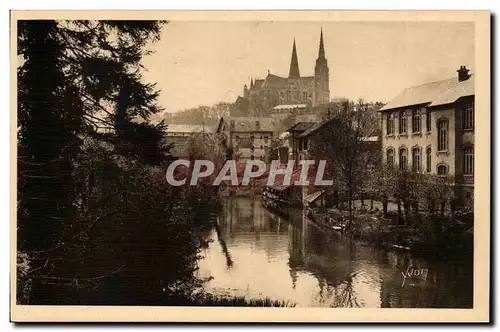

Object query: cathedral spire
[318,27,325,59]
[288,38,300,79]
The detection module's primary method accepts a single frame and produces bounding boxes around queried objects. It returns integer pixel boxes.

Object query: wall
[381,106,457,176]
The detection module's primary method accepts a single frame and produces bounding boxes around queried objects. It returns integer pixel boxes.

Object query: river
[196,197,473,308]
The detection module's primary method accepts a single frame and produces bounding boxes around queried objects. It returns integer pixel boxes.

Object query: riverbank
[310,205,473,258]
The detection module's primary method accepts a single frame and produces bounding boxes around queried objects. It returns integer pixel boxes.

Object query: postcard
[11,10,490,323]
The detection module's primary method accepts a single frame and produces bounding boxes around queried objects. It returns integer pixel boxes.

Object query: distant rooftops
[273,104,307,110]
[380,67,474,112]
[287,121,316,132]
[165,124,214,134]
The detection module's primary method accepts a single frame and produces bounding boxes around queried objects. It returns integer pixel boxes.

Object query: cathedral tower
[288,39,300,79]
[314,28,330,104]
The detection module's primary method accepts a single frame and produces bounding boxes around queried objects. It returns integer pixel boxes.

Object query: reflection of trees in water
[215,197,472,308]
[287,213,365,307]
[331,277,361,308]
[213,221,233,268]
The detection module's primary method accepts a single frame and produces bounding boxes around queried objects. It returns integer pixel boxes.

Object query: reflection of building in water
[287,213,385,307]
[288,211,307,288]
[220,197,290,260]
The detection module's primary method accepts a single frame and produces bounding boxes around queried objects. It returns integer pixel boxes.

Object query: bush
[18,141,216,305]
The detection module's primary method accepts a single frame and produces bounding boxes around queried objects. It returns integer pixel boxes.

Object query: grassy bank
[188,293,296,307]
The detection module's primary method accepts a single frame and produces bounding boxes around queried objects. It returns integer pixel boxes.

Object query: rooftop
[287,121,316,132]
[380,74,474,111]
[165,124,214,134]
[273,104,308,110]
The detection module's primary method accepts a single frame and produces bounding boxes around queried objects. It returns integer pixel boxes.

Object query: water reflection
[197,197,473,308]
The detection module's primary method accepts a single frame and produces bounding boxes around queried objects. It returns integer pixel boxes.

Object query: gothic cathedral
[236,29,330,116]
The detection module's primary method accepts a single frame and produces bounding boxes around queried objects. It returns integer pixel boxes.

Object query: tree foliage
[16,20,213,305]
[309,99,380,228]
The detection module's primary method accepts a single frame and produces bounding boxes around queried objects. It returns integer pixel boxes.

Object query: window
[250,135,254,141]
[230,120,235,128]
[464,146,474,175]
[302,91,308,102]
[386,113,395,135]
[437,164,448,176]
[399,111,407,134]
[303,138,308,150]
[264,136,269,143]
[399,148,407,169]
[387,148,395,166]
[412,147,421,171]
[426,109,431,132]
[463,101,474,129]
[286,91,291,102]
[298,140,303,151]
[255,121,260,129]
[426,146,431,173]
[437,119,449,151]
[412,110,421,133]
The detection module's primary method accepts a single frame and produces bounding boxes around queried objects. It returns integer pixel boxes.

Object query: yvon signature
[401,265,429,287]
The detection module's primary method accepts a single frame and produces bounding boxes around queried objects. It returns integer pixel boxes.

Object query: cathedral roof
[261,73,288,89]
[299,76,315,86]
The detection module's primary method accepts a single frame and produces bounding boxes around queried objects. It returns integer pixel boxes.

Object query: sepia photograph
[10,10,490,323]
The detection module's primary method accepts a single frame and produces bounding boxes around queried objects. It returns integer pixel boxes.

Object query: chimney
[457,65,470,82]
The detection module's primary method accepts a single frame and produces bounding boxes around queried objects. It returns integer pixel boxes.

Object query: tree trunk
[403,201,410,226]
[347,186,353,230]
[370,195,374,210]
[397,199,402,224]
[382,195,388,215]
[361,193,364,206]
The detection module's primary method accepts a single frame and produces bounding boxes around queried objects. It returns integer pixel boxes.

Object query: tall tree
[17,20,168,303]
[309,99,380,229]
[17,20,85,252]
[57,20,168,164]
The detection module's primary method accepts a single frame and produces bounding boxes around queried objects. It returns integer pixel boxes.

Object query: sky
[141,21,474,113]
